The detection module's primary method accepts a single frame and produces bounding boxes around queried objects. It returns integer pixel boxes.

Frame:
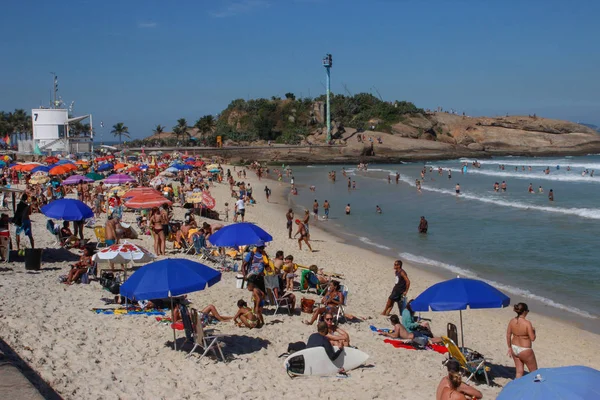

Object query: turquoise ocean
[286,155,600,330]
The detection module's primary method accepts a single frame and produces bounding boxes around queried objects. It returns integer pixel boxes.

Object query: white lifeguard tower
[30,108,93,154]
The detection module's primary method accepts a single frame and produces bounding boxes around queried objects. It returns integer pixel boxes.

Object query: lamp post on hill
[323,53,332,143]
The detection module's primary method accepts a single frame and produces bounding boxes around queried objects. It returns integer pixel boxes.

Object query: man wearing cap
[436,359,483,399]
[243,241,268,292]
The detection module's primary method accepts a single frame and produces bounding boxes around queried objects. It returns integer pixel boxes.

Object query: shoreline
[277,174,600,335]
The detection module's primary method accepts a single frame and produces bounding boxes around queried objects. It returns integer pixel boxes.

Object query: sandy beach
[1,167,600,399]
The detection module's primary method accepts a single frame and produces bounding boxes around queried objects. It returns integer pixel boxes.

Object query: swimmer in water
[493,182,499,192]
[416,179,421,193]
[352,181,356,190]
[448,169,452,180]
[538,186,543,193]
[455,183,460,194]
[395,173,400,184]
[501,181,507,192]
[376,205,382,214]
[528,183,534,193]
[548,189,554,201]
[345,204,351,215]
[387,175,391,184]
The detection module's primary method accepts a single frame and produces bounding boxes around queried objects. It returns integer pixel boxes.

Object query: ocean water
[286,156,600,324]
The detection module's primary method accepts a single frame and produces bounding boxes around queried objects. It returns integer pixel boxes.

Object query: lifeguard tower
[30,108,93,154]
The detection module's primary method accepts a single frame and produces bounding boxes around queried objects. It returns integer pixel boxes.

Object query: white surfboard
[284,347,369,376]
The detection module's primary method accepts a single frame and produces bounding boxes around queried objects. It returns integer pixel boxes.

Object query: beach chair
[335,285,349,324]
[300,270,326,295]
[264,275,292,315]
[442,336,490,385]
[94,226,107,248]
[447,323,459,348]
[186,308,226,362]
[178,235,195,255]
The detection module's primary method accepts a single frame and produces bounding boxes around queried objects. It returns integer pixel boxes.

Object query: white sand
[1,168,599,399]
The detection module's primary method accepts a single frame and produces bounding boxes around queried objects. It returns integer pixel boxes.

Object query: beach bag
[287,341,306,353]
[301,298,315,313]
[80,272,90,284]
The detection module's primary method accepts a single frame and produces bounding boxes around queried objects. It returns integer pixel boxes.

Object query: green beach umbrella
[85,172,104,181]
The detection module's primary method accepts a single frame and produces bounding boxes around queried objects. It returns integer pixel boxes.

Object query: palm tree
[111,122,130,144]
[153,124,165,140]
[194,115,216,141]
[172,125,183,144]
[174,118,189,144]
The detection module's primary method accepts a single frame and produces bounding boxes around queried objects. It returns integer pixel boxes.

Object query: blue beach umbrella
[165,167,178,173]
[97,163,114,172]
[411,277,510,348]
[120,258,221,350]
[179,164,193,170]
[32,165,51,173]
[209,222,273,247]
[56,159,74,165]
[497,366,600,400]
[41,198,94,221]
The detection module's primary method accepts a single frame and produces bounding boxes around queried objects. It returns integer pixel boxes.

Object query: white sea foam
[359,236,391,250]
[397,175,600,220]
[431,167,600,183]
[398,252,597,319]
[459,158,600,170]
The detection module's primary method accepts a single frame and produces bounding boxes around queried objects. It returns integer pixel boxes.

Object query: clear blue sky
[1,0,599,139]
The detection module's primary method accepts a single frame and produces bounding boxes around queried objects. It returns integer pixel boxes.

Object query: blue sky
[1,0,599,139]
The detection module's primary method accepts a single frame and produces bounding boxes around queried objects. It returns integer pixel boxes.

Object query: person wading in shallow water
[418,216,428,234]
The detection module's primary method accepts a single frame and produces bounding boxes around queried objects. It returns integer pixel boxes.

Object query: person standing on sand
[14,194,34,250]
[382,260,410,315]
[506,303,538,378]
[286,208,294,239]
[323,200,330,220]
[418,216,428,233]
[264,186,271,203]
[313,199,319,221]
[294,219,313,252]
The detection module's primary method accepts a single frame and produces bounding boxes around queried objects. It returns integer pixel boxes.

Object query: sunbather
[304,281,344,325]
[380,315,443,344]
[324,312,350,346]
[65,247,93,284]
[403,299,433,336]
[506,302,538,378]
[198,304,232,323]
[436,360,482,400]
[233,300,259,329]
[439,370,468,400]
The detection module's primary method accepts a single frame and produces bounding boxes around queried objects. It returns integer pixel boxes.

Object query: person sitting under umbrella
[60,221,83,248]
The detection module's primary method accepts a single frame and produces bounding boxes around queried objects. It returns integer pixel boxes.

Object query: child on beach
[247,282,265,327]
[224,202,229,222]
[233,299,259,329]
[282,255,298,291]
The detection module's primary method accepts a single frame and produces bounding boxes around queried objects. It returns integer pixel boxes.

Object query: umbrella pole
[171,296,176,351]
[460,310,464,350]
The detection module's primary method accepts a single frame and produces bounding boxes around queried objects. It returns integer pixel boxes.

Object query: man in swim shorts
[313,199,319,221]
[323,200,330,220]
[381,260,410,315]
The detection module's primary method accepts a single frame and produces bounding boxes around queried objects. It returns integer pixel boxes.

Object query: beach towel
[92,308,166,316]
[383,339,449,354]
[370,325,392,333]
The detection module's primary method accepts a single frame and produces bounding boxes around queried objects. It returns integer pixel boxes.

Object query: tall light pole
[322,54,332,142]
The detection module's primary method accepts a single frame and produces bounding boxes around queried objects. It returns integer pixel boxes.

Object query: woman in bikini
[233,300,259,329]
[304,281,344,325]
[150,207,164,256]
[506,302,538,378]
[439,371,467,400]
[323,312,350,346]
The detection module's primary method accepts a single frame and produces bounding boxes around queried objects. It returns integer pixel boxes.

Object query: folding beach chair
[186,308,226,362]
[300,270,326,295]
[264,275,292,315]
[442,336,490,385]
[94,226,108,248]
[447,323,459,348]
[335,285,349,324]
